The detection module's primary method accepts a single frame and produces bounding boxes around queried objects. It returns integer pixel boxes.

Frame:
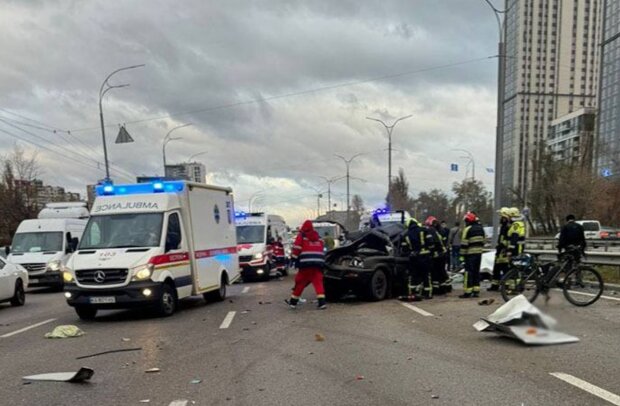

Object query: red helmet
[424,216,437,227]
[463,211,477,223]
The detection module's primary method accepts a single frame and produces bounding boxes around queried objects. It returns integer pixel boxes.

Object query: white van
[236,212,289,280]
[7,202,88,289]
[312,221,345,249]
[63,181,239,320]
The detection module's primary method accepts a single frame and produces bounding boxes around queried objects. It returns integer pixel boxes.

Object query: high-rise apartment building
[596,0,620,179]
[500,0,603,204]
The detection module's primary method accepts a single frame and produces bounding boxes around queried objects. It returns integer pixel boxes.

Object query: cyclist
[558,214,586,255]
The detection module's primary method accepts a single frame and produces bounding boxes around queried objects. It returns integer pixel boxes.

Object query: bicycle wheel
[562,266,604,306]
[500,267,540,303]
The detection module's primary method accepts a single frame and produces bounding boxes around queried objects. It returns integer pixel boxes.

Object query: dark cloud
[0,0,500,224]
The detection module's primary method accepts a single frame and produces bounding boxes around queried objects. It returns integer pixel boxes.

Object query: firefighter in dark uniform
[488,207,511,291]
[425,216,449,295]
[459,212,486,298]
[405,218,433,299]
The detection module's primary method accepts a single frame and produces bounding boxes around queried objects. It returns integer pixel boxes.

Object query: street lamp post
[318,175,345,215]
[484,0,509,243]
[162,123,192,174]
[248,191,264,212]
[335,153,364,225]
[452,148,476,180]
[366,115,412,206]
[98,64,145,182]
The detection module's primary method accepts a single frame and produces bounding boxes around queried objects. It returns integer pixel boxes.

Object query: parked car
[0,256,28,307]
[323,224,409,301]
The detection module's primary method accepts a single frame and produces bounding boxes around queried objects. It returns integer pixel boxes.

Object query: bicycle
[499,247,604,306]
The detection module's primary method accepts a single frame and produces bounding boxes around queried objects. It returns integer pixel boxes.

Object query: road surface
[0,276,619,405]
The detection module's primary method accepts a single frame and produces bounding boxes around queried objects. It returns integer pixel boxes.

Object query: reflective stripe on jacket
[461,223,485,255]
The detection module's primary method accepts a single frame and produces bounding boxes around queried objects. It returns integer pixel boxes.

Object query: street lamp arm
[392,114,413,127]
[99,64,145,97]
[366,117,389,129]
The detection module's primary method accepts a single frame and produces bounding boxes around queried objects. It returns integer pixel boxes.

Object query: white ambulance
[63,181,239,320]
[236,212,289,280]
[8,202,89,290]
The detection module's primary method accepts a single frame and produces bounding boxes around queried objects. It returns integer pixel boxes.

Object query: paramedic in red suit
[288,220,327,310]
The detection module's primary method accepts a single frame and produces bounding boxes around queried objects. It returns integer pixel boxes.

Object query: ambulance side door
[164,211,192,298]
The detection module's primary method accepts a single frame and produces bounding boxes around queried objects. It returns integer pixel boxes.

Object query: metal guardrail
[527,238,620,251]
[525,249,620,266]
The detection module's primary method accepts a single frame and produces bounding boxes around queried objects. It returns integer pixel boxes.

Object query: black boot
[286,297,299,309]
[317,298,327,310]
[459,292,472,299]
[472,291,480,298]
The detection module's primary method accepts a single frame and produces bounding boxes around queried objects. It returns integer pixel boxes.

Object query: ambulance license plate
[90,296,116,304]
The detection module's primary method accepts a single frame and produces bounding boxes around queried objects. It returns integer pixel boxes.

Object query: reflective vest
[461,223,485,256]
[508,220,526,256]
[297,237,325,269]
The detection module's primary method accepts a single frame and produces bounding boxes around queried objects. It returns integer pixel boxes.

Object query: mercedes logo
[94,270,106,283]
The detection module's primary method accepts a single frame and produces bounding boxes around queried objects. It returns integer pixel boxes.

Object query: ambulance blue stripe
[176,276,193,287]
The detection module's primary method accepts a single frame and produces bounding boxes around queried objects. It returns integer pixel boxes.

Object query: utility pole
[484,0,509,243]
[98,64,144,183]
[452,148,476,180]
[366,115,412,206]
[335,153,365,227]
[316,193,323,218]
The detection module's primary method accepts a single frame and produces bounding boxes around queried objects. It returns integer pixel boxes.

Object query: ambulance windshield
[79,213,164,249]
[236,225,266,244]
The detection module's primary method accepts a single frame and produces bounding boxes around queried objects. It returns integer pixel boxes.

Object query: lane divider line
[219,311,236,329]
[550,372,620,405]
[242,287,250,294]
[552,289,620,302]
[1,318,57,338]
[400,302,434,317]
[169,400,188,406]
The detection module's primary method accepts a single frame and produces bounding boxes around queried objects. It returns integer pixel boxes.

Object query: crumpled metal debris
[23,367,94,383]
[44,325,85,339]
[473,295,579,345]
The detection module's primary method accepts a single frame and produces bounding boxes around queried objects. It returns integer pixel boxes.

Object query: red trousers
[292,268,325,298]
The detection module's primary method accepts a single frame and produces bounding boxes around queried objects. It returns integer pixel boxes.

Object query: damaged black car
[323,224,411,301]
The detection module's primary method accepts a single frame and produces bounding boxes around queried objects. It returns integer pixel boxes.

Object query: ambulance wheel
[204,277,227,302]
[156,283,177,317]
[75,306,97,320]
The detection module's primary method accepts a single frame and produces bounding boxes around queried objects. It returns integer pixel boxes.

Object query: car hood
[237,243,266,256]
[68,248,158,270]
[8,251,63,265]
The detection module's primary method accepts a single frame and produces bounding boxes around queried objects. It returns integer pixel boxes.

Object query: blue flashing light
[235,211,248,219]
[153,182,164,192]
[95,181,185,197]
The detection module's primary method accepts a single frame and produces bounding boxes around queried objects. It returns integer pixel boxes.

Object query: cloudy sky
[1,0,500,226]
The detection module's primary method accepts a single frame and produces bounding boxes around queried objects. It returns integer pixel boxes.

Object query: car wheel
[156,283,177,317]
[75,306,97,320]
[204,276,227,302]
[366,269,388,301]
[10,279,25,306]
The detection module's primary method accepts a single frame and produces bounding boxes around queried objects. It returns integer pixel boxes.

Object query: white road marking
[242,286,250,294]
[0,318,57,338]
[400,302,434,317]
[219,311,236,329]
[553,289,620,302]
[550,372,620,405]
[168,400,188,406]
